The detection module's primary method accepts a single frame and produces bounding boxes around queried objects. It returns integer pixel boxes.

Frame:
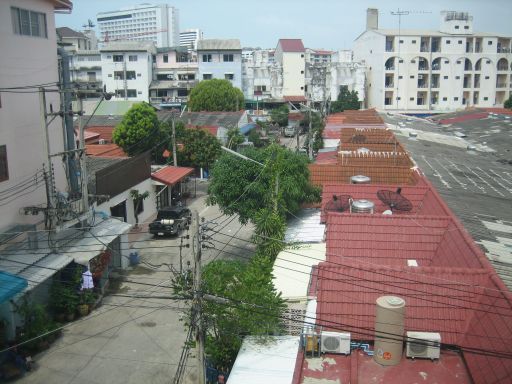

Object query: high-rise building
[180,28,203,51]
[96,4,179,48]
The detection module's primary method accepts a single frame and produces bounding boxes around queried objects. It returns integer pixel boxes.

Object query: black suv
[149,206,192,236]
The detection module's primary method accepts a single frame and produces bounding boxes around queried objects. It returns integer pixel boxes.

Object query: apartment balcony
[496,82,507,88]
[385,66,395,71]
[417,82,428,88]
[420,44,429,53]
[385,82,394,88]
[385,45,394,52]
[431,82,439,89]
[150,96,187,106]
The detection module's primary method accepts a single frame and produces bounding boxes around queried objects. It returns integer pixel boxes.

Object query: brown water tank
[374,296,406,366]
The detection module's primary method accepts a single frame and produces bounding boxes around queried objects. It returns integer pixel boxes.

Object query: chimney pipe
[367,8,379,30]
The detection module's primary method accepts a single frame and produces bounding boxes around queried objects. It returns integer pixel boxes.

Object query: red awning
[151,166,194,186]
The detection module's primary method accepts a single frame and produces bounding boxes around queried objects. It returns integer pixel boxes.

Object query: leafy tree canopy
[207,144,320,225]
[175,127,221,169]
[330,85,360,113]
[113,102,167,157]
[505,94,512,109]
[201,257,285,367]
[188,79,245,112]
[270,105,289,127]
[226,127,245,149]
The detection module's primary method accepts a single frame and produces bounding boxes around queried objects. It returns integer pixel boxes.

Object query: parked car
[284,126,296,137]
[149,206,192,236]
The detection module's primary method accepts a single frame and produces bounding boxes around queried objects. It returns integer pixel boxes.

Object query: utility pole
[192,211,205,384]
[39,88,55,215]
[308,96,313,160]
[172,109,178,167]
[77,95,89,220]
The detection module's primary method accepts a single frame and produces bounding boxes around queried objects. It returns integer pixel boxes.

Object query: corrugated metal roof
[197,39,241,51]
[325,213,488,269]
[158,110,245,128]
[285,209,325,244]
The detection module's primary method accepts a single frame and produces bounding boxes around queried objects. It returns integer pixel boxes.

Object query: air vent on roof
[324,195,351,216]
[351,175,371,184]
[351,134,367,144]
[320,331,351,354]
[350,199,375,214]
[377,188,412,212]
[406,332,441,360]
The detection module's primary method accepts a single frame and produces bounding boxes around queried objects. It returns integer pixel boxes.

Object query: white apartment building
[242,49,275,102]
[197,39,242,90]
[149,47,198,107]
[274,39,306,101]
[100,41,156,101]
[1,0,70,232]
[180,28,203,51]
[354,8,512,111]
[96,4,179,48]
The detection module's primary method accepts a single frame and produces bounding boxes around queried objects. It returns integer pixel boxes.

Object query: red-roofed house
[275,39,306,101]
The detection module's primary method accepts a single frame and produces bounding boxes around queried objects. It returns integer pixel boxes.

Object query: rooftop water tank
[374,296,406,366]
[350,175,371,184]
[351,199,375,214]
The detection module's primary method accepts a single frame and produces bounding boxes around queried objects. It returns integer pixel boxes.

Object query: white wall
[282,52,305,96]
[0,0,67,230]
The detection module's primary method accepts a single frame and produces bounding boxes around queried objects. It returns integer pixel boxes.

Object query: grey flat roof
[197,39,241,51]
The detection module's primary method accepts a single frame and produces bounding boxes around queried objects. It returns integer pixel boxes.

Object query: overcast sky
[56,0,512,50]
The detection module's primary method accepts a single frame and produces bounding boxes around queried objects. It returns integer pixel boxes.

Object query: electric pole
[192,211,205,384]
[172,109,178,167]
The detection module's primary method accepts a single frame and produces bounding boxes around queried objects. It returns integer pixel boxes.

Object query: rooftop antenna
[82,19,95,29]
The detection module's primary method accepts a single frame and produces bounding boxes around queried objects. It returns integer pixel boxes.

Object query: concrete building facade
[197,39,242,90]
[100,41,156,101]
[275,39,306,99]
[179,28,203,51]
[354,8,512,111]
[96,4,179,48]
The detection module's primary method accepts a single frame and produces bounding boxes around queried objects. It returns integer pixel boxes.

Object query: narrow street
[17,180,255,384]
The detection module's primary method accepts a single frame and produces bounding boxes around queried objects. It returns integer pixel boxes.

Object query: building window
[398,59,403,63]
[455,25,460,29]
[397,97,401,100]
[11,7,47,38]
[129,55,138,62]
[398,76,403,79]
[485,76,490,79]
[163,54,168,63]
[202,54,212,62]
[412,40,416,44]
[223,54,234,62]
[444,60,449,64]
[488,41,493,45]
[464,26,469,30]
[203,74,212,80]
[455,76,460,79]
[483,97,488,101]
[301,54,304,58]
[300,86,304,90]
[444,76,448,79]
[114,71,136,80]
[446,40,451,44]
[411,60,416,63]
[458,40,463,44]
[0,145,8,182]
[225,73,234,80]
[399,40,404,44]
[456,60,461,64]
[454,97,459,101]
[410,97,414,101]
[486,60,491,64]
[410,75,414,79]
[443,97,447,101]
[177,89,188,97]
[127,89,137,98]
[113,54,124,62]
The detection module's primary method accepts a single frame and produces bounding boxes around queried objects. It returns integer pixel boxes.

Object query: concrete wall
[198,50,243,90]
[0,0,67,231]
[282,52,305,96]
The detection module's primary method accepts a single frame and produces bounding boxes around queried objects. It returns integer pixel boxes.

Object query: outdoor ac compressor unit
[406,331,441,360]
[320,331,351,354]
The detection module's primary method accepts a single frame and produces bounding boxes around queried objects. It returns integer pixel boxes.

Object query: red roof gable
[151,166,194,186]
[325,213,488,269]
[186,124,218,137]
[87,126,115,142]
[86,144,127,157]
[278,39,305,52]
[320,183,451,222]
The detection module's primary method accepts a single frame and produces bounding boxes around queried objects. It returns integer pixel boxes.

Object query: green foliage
[113,102,167,157]
[208,144,320,225]
[252,208,286,259]
[248,129,264,148]
[200,258,285,367]
[176,128,221,168]
[301,111,325,153]
[330,85,361,113]
[227,127,245,149]
[505,94,512,109]
[270,105,289,127]
[188,79,245,112]
[130,189,150,225]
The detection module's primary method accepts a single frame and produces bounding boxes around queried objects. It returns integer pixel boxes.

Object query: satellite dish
[377,188,413,212]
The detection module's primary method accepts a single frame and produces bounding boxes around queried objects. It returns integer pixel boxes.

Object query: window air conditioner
[406,331,441,360]
[320,331,351,354]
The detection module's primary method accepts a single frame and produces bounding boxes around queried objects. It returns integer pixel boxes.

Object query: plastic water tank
[350,175,371,184]
[374,296,406,366]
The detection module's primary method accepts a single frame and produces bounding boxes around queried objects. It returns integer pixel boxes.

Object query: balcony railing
[385,83,394,88]
[496,82,507,88]
[418,65,428,71]
[385,66,395,71]
[385,45,394,52]
[497,66,508,71]
[150,96,187,105]
[497,47,511,53]
[417,83,428,88]
[463,83,471,88]
[420,44,429,52]
[474,82,480,88]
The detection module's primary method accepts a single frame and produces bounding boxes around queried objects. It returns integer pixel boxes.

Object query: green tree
[113,102,167,156]
[188,79,245,112]
[330,85,361,113]
[176,127,221,169]
[130,189,149,227]
[270,105,289,127]
[207,144,320,225]
[226,127,245,149]
[504,94,512,109]
[301,111,325,153]
[199,258,285,367]
[248,129,264,147]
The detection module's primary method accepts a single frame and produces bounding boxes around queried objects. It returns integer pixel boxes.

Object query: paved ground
[17,179,256,384]
[382,113,512,289]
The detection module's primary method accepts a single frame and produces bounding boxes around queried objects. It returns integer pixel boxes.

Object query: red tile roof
[320,183,451,222]
[186,124,218,137]
[438,112,489,125]
[86,144,127,157]
[315,151,338,164]
[87,126,115,142]
[288,113,305,121]
[325,213,488,269]
[337,151,413,167]
[283,96,307,103]
[151,166,194,186]
[278,39,305,52]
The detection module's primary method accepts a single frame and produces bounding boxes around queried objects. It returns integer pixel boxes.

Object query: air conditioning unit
[406,331,441,360]
[98,139,107,145]
[320,331,351,354]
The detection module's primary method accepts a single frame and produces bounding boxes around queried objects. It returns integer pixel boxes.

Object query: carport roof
[151,166,194,186]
